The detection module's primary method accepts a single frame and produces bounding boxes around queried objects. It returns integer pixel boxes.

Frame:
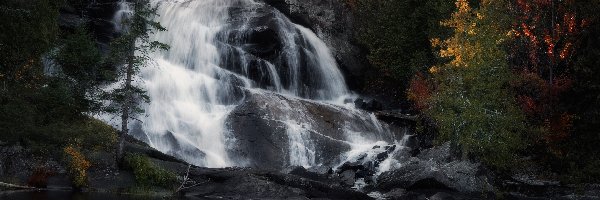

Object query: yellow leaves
[64,145,91,188]
[456,0,471,14]
[467,21,478,35]
[476,12,484,20]
[430,38,442,48]
[431,0,500,70]
[506,29,517,37]
[429,66,440,74]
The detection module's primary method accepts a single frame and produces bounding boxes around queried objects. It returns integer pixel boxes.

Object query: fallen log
[374,110,419,122]
[0,182,35,189]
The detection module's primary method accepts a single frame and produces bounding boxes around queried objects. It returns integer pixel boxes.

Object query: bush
[124,153,176,188]
[27,166,55,188]
[64,144,91,188]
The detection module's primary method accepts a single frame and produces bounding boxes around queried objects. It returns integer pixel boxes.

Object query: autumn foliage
[407,73,431,111]
[27,166,55,188]
[510,0,586,157]
[64,145,91,188]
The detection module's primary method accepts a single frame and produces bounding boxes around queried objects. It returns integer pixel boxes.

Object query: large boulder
[376,143,494,193]
[226,90,399,169]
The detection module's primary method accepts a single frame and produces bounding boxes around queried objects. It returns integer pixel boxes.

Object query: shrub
[124,153,176,188]
[64,144,91,188]
[27,166,55,188]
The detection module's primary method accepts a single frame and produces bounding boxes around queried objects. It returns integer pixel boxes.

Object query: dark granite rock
[180,167,371,199]
[226,90,397,169]
[340,170,356,187]
[377,143,494,193]
[262,0,369,90]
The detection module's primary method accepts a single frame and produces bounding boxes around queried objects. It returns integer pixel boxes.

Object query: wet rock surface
[262,0,369,90]
[226,90,399,170]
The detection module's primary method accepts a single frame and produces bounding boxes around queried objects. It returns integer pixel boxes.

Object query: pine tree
[105,0,168,164]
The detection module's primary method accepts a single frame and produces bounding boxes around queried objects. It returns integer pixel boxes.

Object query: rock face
[226,90,400,169]
[376,143,494,193]
[262,0,368,89]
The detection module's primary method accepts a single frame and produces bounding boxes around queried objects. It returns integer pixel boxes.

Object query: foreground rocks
[3,136,600,199]
[180,167,370,199]
[376,143,494,194]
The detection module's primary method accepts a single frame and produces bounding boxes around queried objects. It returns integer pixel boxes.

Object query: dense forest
[353,0,600,183]
[1,0,600,198]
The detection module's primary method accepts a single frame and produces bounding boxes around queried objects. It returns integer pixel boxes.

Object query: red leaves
[513,71,574,155]
[545,113,574,143]
[27,166,55,188]
[517,95,538,116]
[407,72,431,111]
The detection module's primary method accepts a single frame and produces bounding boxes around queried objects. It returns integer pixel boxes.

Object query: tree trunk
[116,47,135,167]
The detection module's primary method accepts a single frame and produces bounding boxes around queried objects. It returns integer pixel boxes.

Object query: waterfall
[110,0,404,169]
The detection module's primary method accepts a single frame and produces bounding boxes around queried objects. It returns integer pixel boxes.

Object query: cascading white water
[139,0,244,167]
[113,0,132,33]
[125,0,352,167]
[284,120,316,167]
[111,0,405,170]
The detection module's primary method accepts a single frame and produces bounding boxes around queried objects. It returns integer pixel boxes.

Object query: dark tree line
[0,0,167,167]
[354,0,600,182]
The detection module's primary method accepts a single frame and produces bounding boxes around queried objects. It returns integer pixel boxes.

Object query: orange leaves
[64,145,91,188]
[521,23,534,39]
[544,34,555,59]
[510,2,580,152]
[559,42,572,60]
[564,12,577,33]
[512,0,583,71]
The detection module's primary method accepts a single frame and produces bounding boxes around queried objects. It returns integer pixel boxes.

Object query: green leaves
[104,0,168,117]
[124,153,176,187]
[426,0,525,169]
[54,28,104,92]
[355,0,453,83]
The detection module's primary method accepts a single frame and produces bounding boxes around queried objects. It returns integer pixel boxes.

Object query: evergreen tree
[0,0,61,87]
[53,28,104,113]
[352,0,453,105]
[105,0,168,164]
